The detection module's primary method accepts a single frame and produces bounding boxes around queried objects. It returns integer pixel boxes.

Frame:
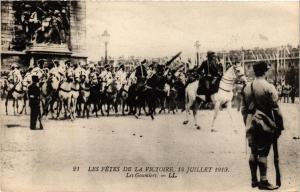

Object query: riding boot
[249,159,258,187]
[257,157,278,190]
[258,157,267,181]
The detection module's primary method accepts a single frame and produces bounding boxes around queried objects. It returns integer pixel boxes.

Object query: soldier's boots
[251,180,259,188]
[258,180,279,190]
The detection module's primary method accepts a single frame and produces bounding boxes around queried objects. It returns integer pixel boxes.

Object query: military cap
[207,51,216,58]
[38,59,45,65]
[104,64,111,69]
[118,64,125,70]
[156,64,164,71]
[253,61,270,73]
[54,10,60,15]
[11,64,18,69]
[32,75,39,83]
[141,59,147,64]
[148,63,155,69]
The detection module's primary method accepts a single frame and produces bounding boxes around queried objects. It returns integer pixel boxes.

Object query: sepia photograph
[0,1,299,192]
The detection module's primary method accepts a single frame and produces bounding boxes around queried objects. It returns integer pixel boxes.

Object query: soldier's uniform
[99,65,113,85]
[115,64,127,91]
[8,64,23,84]
[135,60,147,82]
[196,51,223,102]
[28,75,42,130]
[74,64,84,82]
[241,61,283,190]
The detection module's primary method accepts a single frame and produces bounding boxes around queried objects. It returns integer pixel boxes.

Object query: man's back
[242,78,278,119]
[28,83,40,107]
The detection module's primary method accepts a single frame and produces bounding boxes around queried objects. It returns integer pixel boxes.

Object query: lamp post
[194,41,201,67]
[101,30,110,65]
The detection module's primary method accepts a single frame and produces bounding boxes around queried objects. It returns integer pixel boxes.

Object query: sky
[86,1,299,61]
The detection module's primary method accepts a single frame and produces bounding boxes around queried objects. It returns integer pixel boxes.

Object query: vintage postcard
[0,1,299,192]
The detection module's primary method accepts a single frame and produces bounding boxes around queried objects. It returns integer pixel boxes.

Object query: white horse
[56,76,73,120]
[183,64,247,131]
[70,77,81,118]
[210,64,247,132]
[5,78,29,115]
[78,75,91,118]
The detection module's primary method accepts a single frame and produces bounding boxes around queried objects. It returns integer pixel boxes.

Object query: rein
[11,82,25,94]
[59,87,71,93]
[80,85,90,92]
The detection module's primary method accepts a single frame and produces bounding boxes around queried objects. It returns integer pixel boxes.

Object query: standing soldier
[28,75,43,130]
[282,83,291,103]
[290,85,297,104]
[241,61,284,190]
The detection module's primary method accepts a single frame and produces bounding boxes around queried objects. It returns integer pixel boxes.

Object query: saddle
[197,75,220,95]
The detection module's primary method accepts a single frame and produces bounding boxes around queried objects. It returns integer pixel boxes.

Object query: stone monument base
[1,43,87,75]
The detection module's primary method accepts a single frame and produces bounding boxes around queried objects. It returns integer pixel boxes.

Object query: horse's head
[49,75,60,90]
[21,77,30,89]
[21,80,29,92]
[186,69,199,83]
[232,64,247,84]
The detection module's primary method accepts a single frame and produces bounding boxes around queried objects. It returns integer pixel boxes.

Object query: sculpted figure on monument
[17,1,70,46]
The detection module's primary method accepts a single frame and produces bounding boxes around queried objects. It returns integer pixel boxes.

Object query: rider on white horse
[115,64,127,91]
[31,60,45,80]
[8,64,23,84]
[196,51,223,104]
[99,64,113,86]
[49,60,65,82]
[72,62,83,82]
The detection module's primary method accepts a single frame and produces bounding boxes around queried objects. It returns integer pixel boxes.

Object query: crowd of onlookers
[276,82,298,103]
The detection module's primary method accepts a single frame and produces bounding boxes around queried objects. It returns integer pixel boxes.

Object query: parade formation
[1,1,299,192]
[3,51,236,122]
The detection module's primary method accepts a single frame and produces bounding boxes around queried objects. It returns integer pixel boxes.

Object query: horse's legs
[142,101,147,116]
[183,94,192,125]
[49,97,56,118]
[114,101,118,114]
[5,95,9,115]
[159,96,165,114]
[62,100,67,119]
[226,103,238,133]
[13,99,16,115]
[57,99,62,119]
[71,97,76,119]
[16,98,19,114]
[24,96,27,115]
[20,95,26,114]
[211,101,220,132]
[94,99,98,117]
[70,98,75,120]
[122,99,125,116]
[192,99,202,130]
[84,102,88,118]
[192,108,200,129]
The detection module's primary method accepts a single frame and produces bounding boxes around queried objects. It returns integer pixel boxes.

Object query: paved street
[0,100,299,192]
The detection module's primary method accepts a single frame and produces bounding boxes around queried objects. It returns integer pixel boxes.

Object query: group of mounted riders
[4,51,233,120]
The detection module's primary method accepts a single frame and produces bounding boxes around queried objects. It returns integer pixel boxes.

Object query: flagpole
[283,45,286,75]
[223,52,226,72]
[275,48,279,84]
